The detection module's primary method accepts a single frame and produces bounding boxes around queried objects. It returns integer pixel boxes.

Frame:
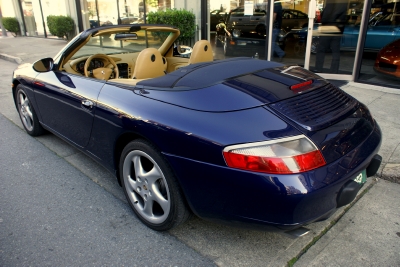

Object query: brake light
[290,80,313,90]
[223,135,326,174]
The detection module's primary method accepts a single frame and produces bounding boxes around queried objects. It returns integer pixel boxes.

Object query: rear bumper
[164,123,382,231]
[373,64,400,79]
[336,154,381,208]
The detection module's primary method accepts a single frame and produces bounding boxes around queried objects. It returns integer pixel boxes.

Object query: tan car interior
[60,26,214,86]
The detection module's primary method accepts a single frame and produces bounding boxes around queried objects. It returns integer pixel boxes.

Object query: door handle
[81,100,93,109]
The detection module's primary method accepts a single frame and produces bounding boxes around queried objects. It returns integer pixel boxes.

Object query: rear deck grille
[269,84,358,131]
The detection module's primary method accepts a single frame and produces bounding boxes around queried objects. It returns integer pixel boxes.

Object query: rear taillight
[223,135,326,174]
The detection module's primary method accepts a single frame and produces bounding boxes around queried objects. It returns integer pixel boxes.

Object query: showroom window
[357,2,400,88]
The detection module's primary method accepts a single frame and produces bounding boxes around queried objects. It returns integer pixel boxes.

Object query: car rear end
[218,66,382,229]
[137,60,382,231]
[263,67,382,209]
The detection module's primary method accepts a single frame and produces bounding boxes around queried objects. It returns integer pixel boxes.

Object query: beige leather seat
[132,48,166,79]
[188,40,213,64]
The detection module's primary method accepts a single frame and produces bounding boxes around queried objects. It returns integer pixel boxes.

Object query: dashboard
[76,59,104,74]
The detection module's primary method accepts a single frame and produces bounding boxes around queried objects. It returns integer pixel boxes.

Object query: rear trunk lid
[133,59,377,164]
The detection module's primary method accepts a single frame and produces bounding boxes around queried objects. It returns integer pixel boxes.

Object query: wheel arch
[113,131,193,215]
[12,79,21,108]
[114,131,145,186]
[113,131,169,186]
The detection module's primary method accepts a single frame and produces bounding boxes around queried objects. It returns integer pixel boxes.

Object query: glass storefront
[80,0,173,29]
[19,0,69,37]
[358,1,400,88]
[20,0,38,36]
[211,0,399,88]
[15,0,174,38]
[3,0,399,89]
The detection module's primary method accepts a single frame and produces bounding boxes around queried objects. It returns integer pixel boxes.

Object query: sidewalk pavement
[1,36,399,266]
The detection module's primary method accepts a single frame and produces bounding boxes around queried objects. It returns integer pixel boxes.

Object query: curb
[380,163,400,184]
[0,53,22,64]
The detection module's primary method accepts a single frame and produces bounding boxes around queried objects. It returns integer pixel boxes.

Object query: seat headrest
[188,40,214,64]
[133,48,165,79]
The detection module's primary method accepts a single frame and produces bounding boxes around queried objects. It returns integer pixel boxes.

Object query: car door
[33,71,105,148]
[365,13,400,50]
[341,24,358,50]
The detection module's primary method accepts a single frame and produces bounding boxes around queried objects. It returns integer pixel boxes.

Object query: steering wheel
[84,53,119,80]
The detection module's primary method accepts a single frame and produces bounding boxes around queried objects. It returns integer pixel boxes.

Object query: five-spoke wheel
[120,140,190,230]
[16,85,45,136]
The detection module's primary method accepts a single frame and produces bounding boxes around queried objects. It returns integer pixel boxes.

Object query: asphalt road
[0,60,215,266]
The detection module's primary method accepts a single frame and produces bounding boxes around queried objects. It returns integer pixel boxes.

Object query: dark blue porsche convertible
[12,24,382,233]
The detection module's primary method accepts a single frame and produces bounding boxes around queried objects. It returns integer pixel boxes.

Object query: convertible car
[12,24,382,233]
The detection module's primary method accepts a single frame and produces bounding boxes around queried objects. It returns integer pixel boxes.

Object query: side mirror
[33,58,54,72]
[175,45,193,56]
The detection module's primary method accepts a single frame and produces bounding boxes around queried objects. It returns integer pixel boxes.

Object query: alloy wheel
[122,150,171,224]
[17,90,34,131]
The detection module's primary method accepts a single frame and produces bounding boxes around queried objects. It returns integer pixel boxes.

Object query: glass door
[304,0,367,79]
[20,0,38,36]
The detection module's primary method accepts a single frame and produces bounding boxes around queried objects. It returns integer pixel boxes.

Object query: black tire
[224,35,234,56]
[15,84,45,136]
[119,139,190,231]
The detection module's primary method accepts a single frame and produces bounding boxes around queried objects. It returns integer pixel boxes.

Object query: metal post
[117,0,121,24]
[17,0,27,36]
[304,0,316,69]
[0,6,8,37]
[201,0,207,39]
[265,0,273,60]
[143,0,146,24]
[38,0,47,37]
[75,0,84,32]
[353,0,373,81]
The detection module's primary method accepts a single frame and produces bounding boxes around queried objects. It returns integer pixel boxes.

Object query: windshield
[71,29,174,60]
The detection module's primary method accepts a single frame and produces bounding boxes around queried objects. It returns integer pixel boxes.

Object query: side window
[298,12,308,19]
[283,11,292,19]
[376,14,392,26]
[369,12,383,26]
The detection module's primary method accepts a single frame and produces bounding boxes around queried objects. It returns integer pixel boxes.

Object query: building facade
[1,0,399,88]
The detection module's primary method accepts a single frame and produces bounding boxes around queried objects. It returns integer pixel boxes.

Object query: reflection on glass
[80,0,173,28]
[120,0,144,25]
[20,0,37,36]
[358,7,400,88]
[40,0,68,38]
[310,0,356,74]
[211,0,312,66]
